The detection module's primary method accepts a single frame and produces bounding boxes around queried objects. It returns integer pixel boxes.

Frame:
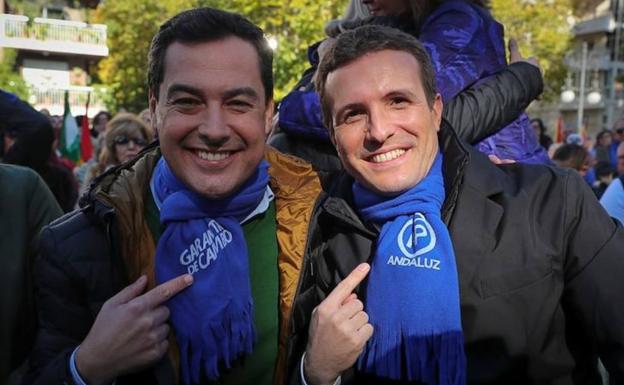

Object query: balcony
[0,14,108,57]
[572,13,616,37]
[28,86,108,118]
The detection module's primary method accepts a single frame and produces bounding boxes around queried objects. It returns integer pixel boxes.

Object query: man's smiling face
[150,37,272,199]
[326,49,442,195]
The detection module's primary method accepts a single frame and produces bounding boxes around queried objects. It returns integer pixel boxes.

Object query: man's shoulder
[39,207,111,264]
[460,148,576,206]
[265,145,323,198]
[600,177,624,206]
[0,163,41,190]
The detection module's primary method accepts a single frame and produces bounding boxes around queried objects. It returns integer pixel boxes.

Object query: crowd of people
[528,117,624,223]
[1,1,624,385]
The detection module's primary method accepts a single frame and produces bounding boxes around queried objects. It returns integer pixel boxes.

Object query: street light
[561,41,604,134]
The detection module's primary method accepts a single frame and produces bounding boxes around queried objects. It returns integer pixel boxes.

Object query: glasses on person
[113,135,148,147]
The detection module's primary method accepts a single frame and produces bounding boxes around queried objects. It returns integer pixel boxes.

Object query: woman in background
[84,112,152,187]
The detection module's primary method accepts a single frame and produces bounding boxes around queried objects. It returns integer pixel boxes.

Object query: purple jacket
[420,0,550,164]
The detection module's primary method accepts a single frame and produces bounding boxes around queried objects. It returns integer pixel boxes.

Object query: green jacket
[0,164,62,384]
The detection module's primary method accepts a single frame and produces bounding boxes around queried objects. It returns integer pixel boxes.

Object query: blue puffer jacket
[277,1,551,165]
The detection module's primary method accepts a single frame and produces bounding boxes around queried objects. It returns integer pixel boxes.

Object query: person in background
[595,129,615,166]
[90,110,111,139]
[592,161,615,199]
[0,90,78,212]
[0,164,62,385]
[530,118,553,151]
[83,112,152,188]
[552,143,592,178]
[384,0,549,163]
[600,142,624,225]
[138,108,151,125]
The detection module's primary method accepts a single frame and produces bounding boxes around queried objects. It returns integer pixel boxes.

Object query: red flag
[80,93,93,162]
[555,115,565,144]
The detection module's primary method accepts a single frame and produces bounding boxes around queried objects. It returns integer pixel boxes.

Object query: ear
[432,93,443,132]
[148,90,158,134]
[264,99,275,137]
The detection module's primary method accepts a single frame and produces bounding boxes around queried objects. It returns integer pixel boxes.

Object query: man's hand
[488,154,516,165]
[304,263,373,385]
[508,38,540,71]
[75,274,193,385]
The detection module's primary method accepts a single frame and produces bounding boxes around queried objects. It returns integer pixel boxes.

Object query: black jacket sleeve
[443,62,543,144]
[559,171,624,383]
[23,220,97,385]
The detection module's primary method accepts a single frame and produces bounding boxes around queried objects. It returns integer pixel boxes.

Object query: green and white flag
[60,90,80,163]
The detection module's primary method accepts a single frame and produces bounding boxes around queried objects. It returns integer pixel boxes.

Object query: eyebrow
[166,84,203,100]
[222,87,259,102]
[385,89,418,99]
[334,102,364,123]
[165,84,259,102]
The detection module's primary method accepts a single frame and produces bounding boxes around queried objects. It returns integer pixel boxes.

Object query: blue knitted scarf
[153,157,269,384]
[353,153,466,385]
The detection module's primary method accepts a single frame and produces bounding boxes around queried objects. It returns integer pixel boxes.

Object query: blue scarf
[153,157,269,384]
[353,153,466,385]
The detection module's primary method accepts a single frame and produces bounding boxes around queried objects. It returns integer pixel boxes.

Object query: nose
[365,107,394,144]
[197,104,231,146]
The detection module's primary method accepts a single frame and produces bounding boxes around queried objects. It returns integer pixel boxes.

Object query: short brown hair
[314,25,437,131]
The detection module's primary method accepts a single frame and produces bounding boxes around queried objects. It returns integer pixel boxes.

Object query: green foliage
[491,0,573,101]
[5,0,42,19]
[94,0,167,113]
[0,49,30,101]
[94,0,346,112]
[212,0,348,100]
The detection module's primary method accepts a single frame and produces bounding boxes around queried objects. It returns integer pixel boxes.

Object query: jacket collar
[82,141,160,216]
[321,119,506,233]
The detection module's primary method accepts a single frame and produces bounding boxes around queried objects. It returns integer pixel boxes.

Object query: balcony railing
[28,86,108,118]
[0,14,108,56]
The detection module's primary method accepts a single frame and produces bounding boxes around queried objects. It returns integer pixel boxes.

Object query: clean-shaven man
[291,25,624,385]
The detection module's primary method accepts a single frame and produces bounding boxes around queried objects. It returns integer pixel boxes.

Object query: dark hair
[314,24,437,131]
[552,143,589,172]
[147,7,273,103]
[93,110,112,125]
[596,129,613,146]
[594,161,615,179]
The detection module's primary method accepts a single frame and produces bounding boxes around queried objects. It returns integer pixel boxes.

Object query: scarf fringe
[357,325,465,385]
[178,300,256,384]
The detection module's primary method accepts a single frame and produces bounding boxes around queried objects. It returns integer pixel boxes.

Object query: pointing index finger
[325,263,370,308]
[508,38,521,63]
[139,274,193,308]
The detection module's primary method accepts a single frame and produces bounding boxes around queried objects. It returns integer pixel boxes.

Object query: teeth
[371,149,405,163]
[197,150,231,161]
